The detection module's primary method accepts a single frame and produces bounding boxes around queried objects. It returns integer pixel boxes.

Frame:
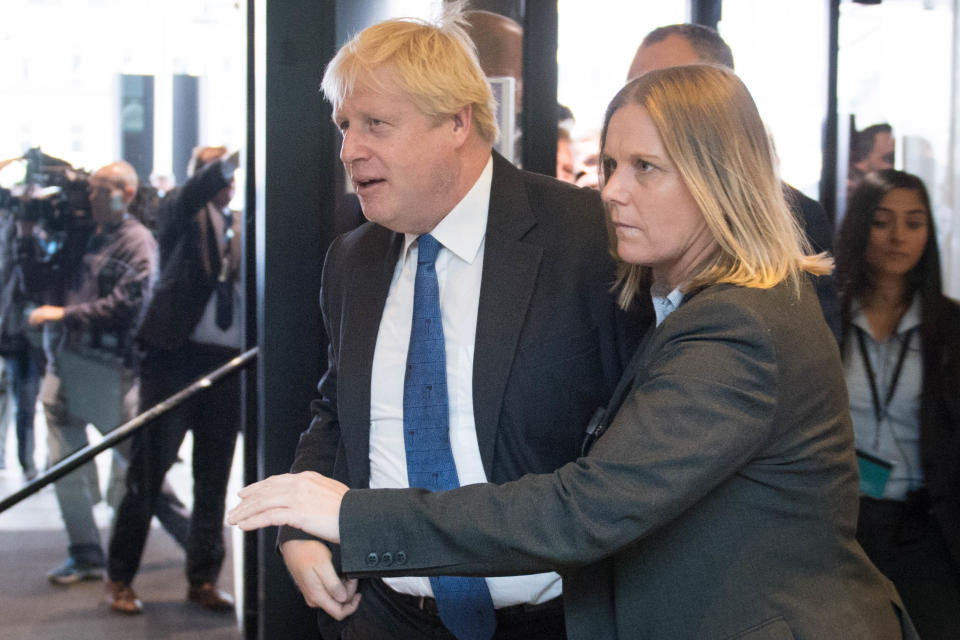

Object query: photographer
[106,147,241,614]
[23,160,189,585]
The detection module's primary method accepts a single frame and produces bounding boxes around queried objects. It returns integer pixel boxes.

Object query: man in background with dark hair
[105,147,242,615]
[628,23,735,77]
[628,23,841,339]
[848,123,895,197]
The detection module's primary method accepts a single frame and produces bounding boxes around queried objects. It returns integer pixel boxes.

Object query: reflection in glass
[558,0,687,188]
[837,0,958,297]
[720,0,828,202]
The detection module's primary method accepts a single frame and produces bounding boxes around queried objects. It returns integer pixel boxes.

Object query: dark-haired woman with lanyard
[837,169,960,640]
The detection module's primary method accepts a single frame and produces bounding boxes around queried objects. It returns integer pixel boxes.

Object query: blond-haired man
[275,7,638,640]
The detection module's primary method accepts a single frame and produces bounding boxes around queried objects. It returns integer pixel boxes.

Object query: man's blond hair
[321,5,498,145]
[601,65,831,309]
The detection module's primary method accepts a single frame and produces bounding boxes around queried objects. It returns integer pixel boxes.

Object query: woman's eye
[635,159,653,173]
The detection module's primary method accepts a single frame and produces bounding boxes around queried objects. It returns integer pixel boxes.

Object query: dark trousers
[5,347,40,474]
[330,578,566,640]
[858,496,960,640]
[108,341,240,586]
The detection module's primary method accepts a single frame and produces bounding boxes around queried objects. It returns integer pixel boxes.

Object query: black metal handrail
[0,346,258,515]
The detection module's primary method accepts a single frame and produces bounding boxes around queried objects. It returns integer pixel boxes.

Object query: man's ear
[123,185,137,204]
[451,104,473,146]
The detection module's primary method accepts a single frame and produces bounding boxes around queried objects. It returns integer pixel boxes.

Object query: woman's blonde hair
[321,5,498,145]
[600,64,831,309]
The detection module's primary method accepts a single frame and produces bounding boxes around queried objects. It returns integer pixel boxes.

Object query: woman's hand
[227,472,348,543]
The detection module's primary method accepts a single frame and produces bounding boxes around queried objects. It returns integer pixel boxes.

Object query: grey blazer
[339,279,915,640]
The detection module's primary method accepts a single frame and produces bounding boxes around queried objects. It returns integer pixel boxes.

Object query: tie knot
[417,234,441,265]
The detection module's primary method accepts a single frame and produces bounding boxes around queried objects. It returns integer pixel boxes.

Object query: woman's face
[865,188,929,281]
[601,103,716,289]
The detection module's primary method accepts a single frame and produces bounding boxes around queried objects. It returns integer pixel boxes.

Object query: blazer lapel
[473,153,541,478]
[337,227,402,487]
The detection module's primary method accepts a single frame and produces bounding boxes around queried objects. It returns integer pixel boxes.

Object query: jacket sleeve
[337,295,780,577]
[156,159,234,262]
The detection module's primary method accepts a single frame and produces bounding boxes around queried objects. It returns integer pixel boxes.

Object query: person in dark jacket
[105,147,241,615]
[837,169,960,640]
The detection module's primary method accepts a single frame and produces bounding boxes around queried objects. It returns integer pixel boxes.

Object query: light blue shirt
[846,297,924,501]
[652,287,685,327]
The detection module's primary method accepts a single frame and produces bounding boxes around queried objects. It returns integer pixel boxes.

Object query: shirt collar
[652,286,685,327]
[851,295,923,336]
[401,155,493,265]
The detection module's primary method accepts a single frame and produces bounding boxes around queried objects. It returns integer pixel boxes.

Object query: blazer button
[365,552,379,567]
[381,552,393,566]
[395,551,407,565]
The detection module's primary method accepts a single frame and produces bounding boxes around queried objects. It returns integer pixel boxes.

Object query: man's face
[88,170,127,226]
[627,34,702,80]
[860,131,895,173]
[333,74,463,234]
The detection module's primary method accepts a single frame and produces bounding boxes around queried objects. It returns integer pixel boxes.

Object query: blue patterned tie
[403,234,496,640]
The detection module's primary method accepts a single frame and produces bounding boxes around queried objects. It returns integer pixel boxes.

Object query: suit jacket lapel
[473,153,541,478]
[338,227,402,487]
[197,205,216,279]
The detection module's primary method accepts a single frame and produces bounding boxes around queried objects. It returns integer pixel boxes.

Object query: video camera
[0,147,92,234]
[0,148,161,236]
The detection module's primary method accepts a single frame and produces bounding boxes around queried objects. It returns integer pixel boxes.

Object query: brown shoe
[187,582,234,612]
[105,580,143,614]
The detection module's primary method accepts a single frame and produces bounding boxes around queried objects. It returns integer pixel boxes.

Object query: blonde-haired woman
[231,65,914,640]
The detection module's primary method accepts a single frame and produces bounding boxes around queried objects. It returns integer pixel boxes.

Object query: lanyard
[855,326,914,436]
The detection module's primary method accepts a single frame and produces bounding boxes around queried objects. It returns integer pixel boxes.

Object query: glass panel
[557,0,687,187]
[0,1,246,632]
[838,0,959,296]
[720,0,829,202]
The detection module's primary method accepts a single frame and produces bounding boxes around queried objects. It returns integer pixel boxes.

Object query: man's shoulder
[512,163,602,212]
[118,217,158,247]
[335,219,393,253]
[323,221,397,278]
[489,158,605,242]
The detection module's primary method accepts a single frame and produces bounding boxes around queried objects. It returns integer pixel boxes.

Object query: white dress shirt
[190,204,242,349]
[369,156,562,606]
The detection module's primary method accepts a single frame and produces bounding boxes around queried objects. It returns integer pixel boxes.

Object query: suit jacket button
[381,552,393,566]
[365,552,379,567]
[395,551,407,565]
